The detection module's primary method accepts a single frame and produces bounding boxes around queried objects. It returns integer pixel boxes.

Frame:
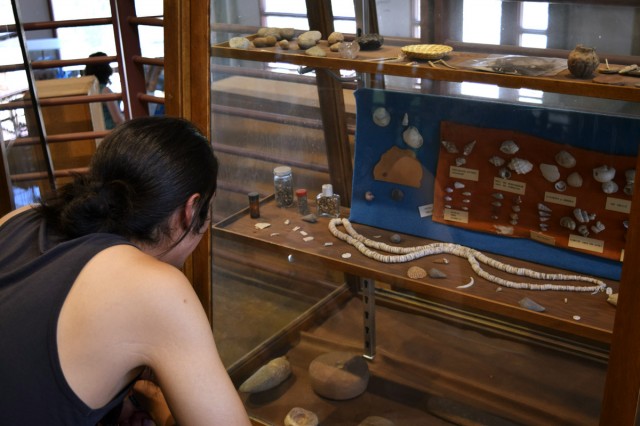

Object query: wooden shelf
[214,196,618,344]
[211,39,640,102]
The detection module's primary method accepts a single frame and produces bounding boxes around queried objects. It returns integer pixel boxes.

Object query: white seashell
[508,158,533,174]
[593,165,616,183]
[372,107,391,127]
[445,187,454,193]
[539,216,550,222]
[591,221,605,234]
[560,216,576,230]
[539,223,549,231]
[538,203,552,212]
[554,181,567,192]
[567,172,583,188]
[578,225,589,237]
[441,140,459,154]
[624,183,634,196]
[463,140,477,156]
[573,208,595,223]
[454,181,465,189]
[539,163,561,182]
[455,157,466,167]
[488,156,505,167]
[493,225,514,235]
[239,356,291,393]
[492,192,504,199]
[457,277,475,289]
[539,210,551,218]
[403,126,423,149]
[500,140,520,155]
[625,169,635,184]
[462,191,472,196]
[602,181,618,194]
[555,150,576,168]
[461,206,469,211]
[512,205,521,212]
[444,196,452,202]
[519,297,545,312]
[402,112,409,126]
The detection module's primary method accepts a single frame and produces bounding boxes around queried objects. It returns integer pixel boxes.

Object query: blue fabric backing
[349,88,640,281]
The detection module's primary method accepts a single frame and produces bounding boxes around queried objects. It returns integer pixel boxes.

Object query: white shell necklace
[328,218,607,293]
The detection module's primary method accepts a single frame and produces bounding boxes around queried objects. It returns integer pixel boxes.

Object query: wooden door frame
[163,0,213,322]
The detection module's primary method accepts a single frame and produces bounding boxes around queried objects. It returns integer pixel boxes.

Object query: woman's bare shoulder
[0,205,36,227]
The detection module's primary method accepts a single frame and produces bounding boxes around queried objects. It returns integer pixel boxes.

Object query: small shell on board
[403,126,423,149]
[560,216,576,230]
[508,157,533,174]
[567,172,583,188]
[539,163,561,182]
[602,180,619,194]
[284,407,319,426]
[463,140,477,156]
[555,150,577,168]
[441,140,459,154]
[239,356,291,393]
[407,266,427,279]
[372,107,391,127]
[428,267,447,278]
[489,155,505,167]
[593,165,616,183]
[499,140,519,155]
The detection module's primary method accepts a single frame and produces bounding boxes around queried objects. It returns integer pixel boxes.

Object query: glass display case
[206,1,640,424]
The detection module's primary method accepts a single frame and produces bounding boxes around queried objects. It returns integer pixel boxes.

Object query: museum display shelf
[211,37,640,102]
[213,196,618,345]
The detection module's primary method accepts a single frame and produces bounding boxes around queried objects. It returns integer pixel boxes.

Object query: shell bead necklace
[328,218,607,293]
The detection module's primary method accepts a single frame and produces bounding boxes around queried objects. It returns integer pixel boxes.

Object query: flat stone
[309,351,369,400]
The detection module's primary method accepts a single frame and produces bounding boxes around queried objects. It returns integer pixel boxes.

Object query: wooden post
[164,0,213,322]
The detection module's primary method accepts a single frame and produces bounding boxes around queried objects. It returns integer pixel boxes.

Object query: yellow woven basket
[401,44,453,60]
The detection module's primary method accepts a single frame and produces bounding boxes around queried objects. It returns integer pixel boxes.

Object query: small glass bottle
[248,192,260,218]
[316,183,340,218]
[296,188,309,215]
[273,166,294,207]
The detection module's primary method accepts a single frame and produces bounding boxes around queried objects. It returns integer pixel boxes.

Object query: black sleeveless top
[0,208,134,425]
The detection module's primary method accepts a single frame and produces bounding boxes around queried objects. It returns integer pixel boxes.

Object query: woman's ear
[182,193,201,229]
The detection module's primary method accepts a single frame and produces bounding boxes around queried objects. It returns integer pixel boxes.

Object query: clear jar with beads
[273,166,294,207]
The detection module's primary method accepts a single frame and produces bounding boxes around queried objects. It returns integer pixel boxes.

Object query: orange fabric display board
[432,121,635,262]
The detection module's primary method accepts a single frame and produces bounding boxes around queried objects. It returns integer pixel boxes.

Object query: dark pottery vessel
[567,45,599,79]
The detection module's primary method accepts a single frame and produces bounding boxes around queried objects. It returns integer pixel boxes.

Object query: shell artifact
[538,203,552,213]
[455,157,466,167]
[498,167,512,179]
[593,165,616,183]
[457,277,475,289]
[567,172,583,188]
[554,181,567,192]
[607,293,618,306]
[255,222,271,230]
[602,181,619,194]
[508,158,533,175]
[539,163,561,182]
[407,266,427,279]
[499,140,519,155]
[493,225,514,235]
[284,407,319,426]
[402,113,409,126]
[239,356,291,393]
[328,218,608,293]
[560,216,577,230]
[372,107,391,127]
[555,150,577,168]
[519,297,546,312]
[365,191,375,201]
[567,45,600,79]
[573,208,595,223]
[578,225,589,237]
[463,140,477,156]
[591,221,605,234]
[403,126,423,149]
[441,140,459,154]
[489,156,505,167]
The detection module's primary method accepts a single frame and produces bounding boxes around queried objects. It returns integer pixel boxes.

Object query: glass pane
[210,1,640,424]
